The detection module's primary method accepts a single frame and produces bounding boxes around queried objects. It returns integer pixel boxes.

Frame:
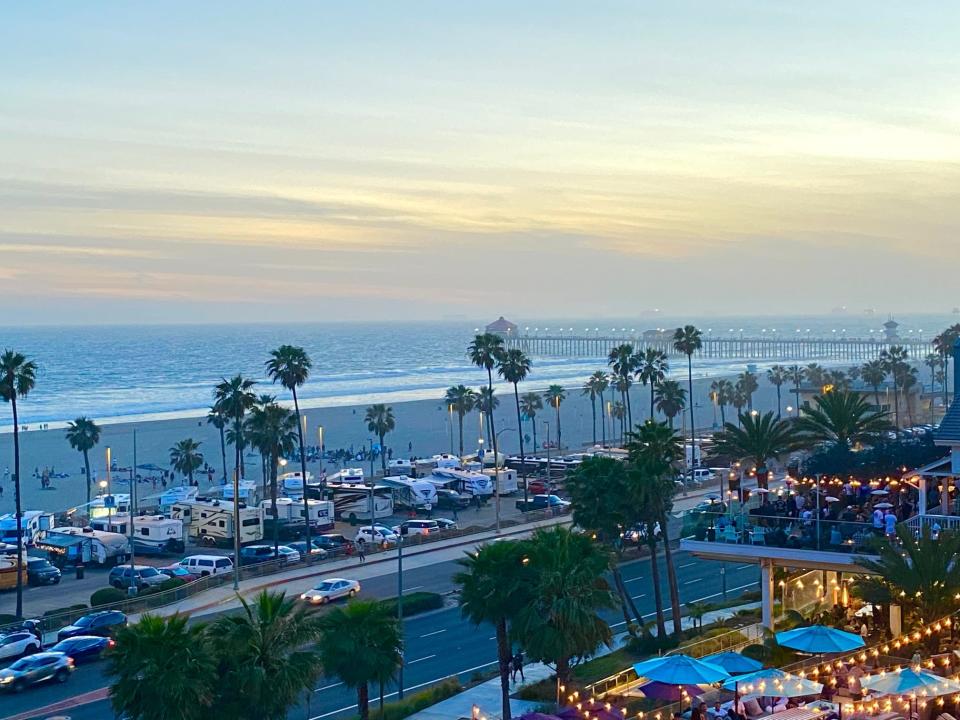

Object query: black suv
[27,558,61,586]
[57,611,127,641]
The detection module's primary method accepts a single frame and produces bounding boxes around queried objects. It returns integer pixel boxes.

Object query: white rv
[380,475,438,510]
[0,511,54,547]
[327,468,365,485]
[387,459,413,475]
[259,498,335,532]
[413,454,460,477]
[37,527,130,566]
[89,513,185,555]
[279,471,316,496]
[425,469,493,499]
[483,468,519,496]
[89,494,132,519]
[324,483,393,523]
[158,485,199,510]
[219,480,261,504]
[171,499,263,548]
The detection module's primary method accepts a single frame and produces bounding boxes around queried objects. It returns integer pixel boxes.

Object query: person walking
[511,650,525,683]
[356,538,366,563]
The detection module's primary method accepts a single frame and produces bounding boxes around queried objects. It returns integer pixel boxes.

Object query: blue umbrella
[862,668,960,698]
[633,654,730,685]
[722,668,824,697]
[703,652,763,675]
[775,625,865,653]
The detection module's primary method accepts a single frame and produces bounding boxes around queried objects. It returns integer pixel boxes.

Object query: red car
[159,565,199,583]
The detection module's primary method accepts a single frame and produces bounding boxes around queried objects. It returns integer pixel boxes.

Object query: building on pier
[485,316,517,336]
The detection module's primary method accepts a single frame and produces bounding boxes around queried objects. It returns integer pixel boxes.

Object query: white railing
[905,513,960,533]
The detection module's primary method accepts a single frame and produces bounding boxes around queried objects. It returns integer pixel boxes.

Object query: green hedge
[91,587,127,607]
[356,677,462,720]
[378,592,444,618]
[43,603,88,617]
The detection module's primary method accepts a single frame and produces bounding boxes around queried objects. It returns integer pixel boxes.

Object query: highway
[2,551,759,720]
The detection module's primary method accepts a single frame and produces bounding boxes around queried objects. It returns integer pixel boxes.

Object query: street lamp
[543,421,551,486]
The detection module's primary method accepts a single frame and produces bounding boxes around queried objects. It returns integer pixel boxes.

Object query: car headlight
[0,676,13,685]
[300,594,308,600]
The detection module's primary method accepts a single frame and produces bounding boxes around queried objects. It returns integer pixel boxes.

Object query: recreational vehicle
[170,499,263,548]
[387,459,413,475]
[157,485,199,510]
[279,471,316,497]
[89,493,132,519]
[259,498,335,532]
[323,483,393,523]
[219,480,262,504]
[424,469,493,499]
[326,468,365,485]
[380,475,438,511]
[483,468,519,496]
[0,511,54,547]
[89,514,185,555]
[36,527,130,567]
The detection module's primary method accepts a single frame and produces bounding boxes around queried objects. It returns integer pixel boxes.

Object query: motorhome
[259,498,335,532]
[413,454,460,477]
[170,499,263,548]
[89,513,185,555]
[157,485,199,510]
[36,527,130,567]
[380,475,438,511]
[424,468,493,499]
[0,511,54,547]
[88,494,132,519]
[219,480,262,505]
[387,459,413,475]
[323,483,393,523]
[279,471,316,497]
[483,468,519,496]
[326,468,365,485]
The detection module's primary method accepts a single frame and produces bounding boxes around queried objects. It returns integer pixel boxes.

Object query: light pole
[494,428,515,528]
[447,404,454,455]
[543,421,551,486]
[397,534,404,698]
[128,428,137,594]
[367,439,374,529]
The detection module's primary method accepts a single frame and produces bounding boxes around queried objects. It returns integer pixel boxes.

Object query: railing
[904,513,960,533]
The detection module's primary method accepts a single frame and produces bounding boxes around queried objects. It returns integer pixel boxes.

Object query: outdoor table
[768,705,837,720]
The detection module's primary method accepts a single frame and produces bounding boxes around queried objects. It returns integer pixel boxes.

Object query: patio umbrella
[825,496,840,503]
[519,714,563,720]
[861,668,960,698]
[870,489,889,496]
[722,668,824,697]
[704,651,763,675]
[776,625,865,653]
[874,502,894,509]
[638,681,705,701]
[556,703,622,720]
[633,654,731,685]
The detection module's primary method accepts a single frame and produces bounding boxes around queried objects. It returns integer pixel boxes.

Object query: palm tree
[899,365,919,426]
[364,404,395,471]
[607,343,636,428]
[826,369,850,391]
[498,349,532,505]
[673,326,702,468]
[444,385,478,457]
[544,384,566,448]
[787,365,804,416]
[626,421,684,635]
[266,345,314,547]
[65,416,101,506]
[860,360,887,411]
[0,349,37,619]
[582,371,606,446]
[611,377,631,440]
[932,324,960,405]
[925,353,942,395]
[797,390,891,449]
[318,600,402,720]
[805,363,826,390]
[477,386,499,447]
[654,379,686,430]
[512,527,615,686]
[611,401,626,444]
[455,540,530,719]
[710,378,734,426]
[880,346,908,428]
[766,366,787,419]
[170,439,204,486]
[731,387,748,426]
[106,613,217,720]
[253,393,277,496]
[736,371,759,411]
[245,403,298,554]
[206,405,229,484]
[711,412,800,490]
[520,392,542,450]
[636,347,669,421]
[213,591,324,720]
[468,333,506,519]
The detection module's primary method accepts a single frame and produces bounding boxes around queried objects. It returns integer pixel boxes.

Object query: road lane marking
[314,681,344,692]
[408,654,437,664]
[404,585,424,593]
[679,562,696,568]
[736,564,754,570]
[631,594,647,600]
[419,629,446,638]
[684,578,701,584]
[609,581,760,628]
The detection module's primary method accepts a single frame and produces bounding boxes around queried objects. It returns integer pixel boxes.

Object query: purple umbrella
[518,714,564,720]
[639,681,705,701]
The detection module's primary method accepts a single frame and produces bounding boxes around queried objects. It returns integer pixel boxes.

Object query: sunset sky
[2,1,960,324]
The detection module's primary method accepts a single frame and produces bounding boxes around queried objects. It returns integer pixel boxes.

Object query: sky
[2,1,960,325]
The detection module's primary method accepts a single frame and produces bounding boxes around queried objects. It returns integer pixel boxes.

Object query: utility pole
[397,535,404,699]
[128,429,137,594]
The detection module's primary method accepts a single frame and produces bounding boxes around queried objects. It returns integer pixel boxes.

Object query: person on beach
[356,539,366,563]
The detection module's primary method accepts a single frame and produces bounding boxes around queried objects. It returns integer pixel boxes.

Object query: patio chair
[751,526,766,544]
[723,524,739,543]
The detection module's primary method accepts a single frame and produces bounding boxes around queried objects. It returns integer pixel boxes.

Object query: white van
[179,554,234,577]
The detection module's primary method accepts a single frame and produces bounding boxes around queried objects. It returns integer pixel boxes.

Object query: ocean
[0,313,953,430]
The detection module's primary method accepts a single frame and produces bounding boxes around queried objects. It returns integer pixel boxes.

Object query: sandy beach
[0,371,789,515]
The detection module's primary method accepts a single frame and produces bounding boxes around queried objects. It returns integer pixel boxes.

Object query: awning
[36,534,86,550]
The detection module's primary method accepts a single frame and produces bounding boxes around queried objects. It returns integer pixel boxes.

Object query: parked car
[434,488,470,510]
[287,541,329,559]
[0,652,74,692]
[515,494,570,512]
[26,558,61,586]
[313,534,352,556]
[276,545,302,563]
[57,611,127,641]
[621,522,661,545]
[158,565,198,582]
[678,468,715,485]
[236,544,300,566]
[392,519,439,537]
[300,577,360,605]
[0,632,41,662]
[47,636,114,663]
[108,565,168,590]
[178,555,234,577]
[354,526,398,547]
[433,518,459,531]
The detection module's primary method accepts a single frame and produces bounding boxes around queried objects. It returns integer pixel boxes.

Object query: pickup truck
[515,494,571,513]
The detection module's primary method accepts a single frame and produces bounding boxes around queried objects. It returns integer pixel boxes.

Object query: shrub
[378,592,443,618]
[358,677,462,720]
[0,614,19,626]
[140,578,186,596]
[91,587,127,607]
[42,603,88,617]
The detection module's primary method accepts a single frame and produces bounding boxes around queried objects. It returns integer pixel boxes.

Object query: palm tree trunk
[12,396,24,618]
[719,403,726,426]
[599,389,606,446]
[513,384,528,507]
[458,412,465,457]
[650,383,656,421]
[555,403,561,448]
[496,617,512,719]
[686,355,696,467]
[873,386,882,411]
[292,387,312,550]
[531,417,537,451]
[892,376,900,427]
[648,540,666,638]
[775,385,782,420]
[625,385,633,431]
[233,418,242,590]
[83,449,92,507]
[486,368,501,528]
[590,395,597,446]
[270,451,279,556]
[612,563,642,628]
[357,683,370,720]
[557,655,571,688]
[218,424,227,484]
[379,431,387,471]
[660,510,682,635]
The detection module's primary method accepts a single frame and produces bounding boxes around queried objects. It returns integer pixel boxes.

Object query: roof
[485,316,517,333]
[935,400,960,445]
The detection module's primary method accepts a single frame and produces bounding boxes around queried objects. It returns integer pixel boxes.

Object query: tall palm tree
[787,365,804,416]
[213,591,324,720]
[932,324,960,405]
[206,404,229,484]
[612,377,631,440]
[925,353,942,395]
[860,360,887,411]
[245,403,298,554]
[712,412,800,490]
[626,422,684,635]
[731,386,748,426]
[879,345,909,428]
[498,349,532,505]
[582,371,606,446]
[444,385,477,457]
[736,371,759,411]
[364,404,395,471]
[0,349,37,619]
[520,392,542,450]
[318,600,402,720]
[253,393,277,497]
[805,363,826,390]
[899,365,919,426]
[610,401,626,445]
[589,371,609,446]
[266,345,314,547]
[826,368,850,391]
[455,540,530,719]
[673,326,702,468]
[170,439,203,486]
[766,366,787,419]
[213,374,257,590]
[710,378,734,426]
[512,527,615,686]
[477,386,499,447]
[636,347,669,421]
[468,333,506,522]
[654,379,686,430]
[797,390,891,449]
[106,613,217,720]
[65,416,101,506]
[607,343,636,428]
[544,384,566,448]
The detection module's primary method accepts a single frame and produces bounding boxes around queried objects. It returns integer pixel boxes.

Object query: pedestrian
[471,704,481,720]
[356,538,366,563]
[452,507,459,522]
[474,494,481,513]
[511,650,525,682]
[860,621,869,642]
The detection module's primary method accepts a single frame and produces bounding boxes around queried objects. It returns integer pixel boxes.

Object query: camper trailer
[412,454,460,477]
[259,498,335,532]
[0,511,54,547]
[326,468,365,485]
[89,514,185,555]
[89,493,132,519]
[219,480,262,505]
[323,483,393,523]
[171,499,263,548]
[158,485,199,510]
[37,527,130,567]
[424,469,493,499]
[483,468,519,496]
[387,459,413,475]
[279,471,316,498]
[380,475,438,511]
